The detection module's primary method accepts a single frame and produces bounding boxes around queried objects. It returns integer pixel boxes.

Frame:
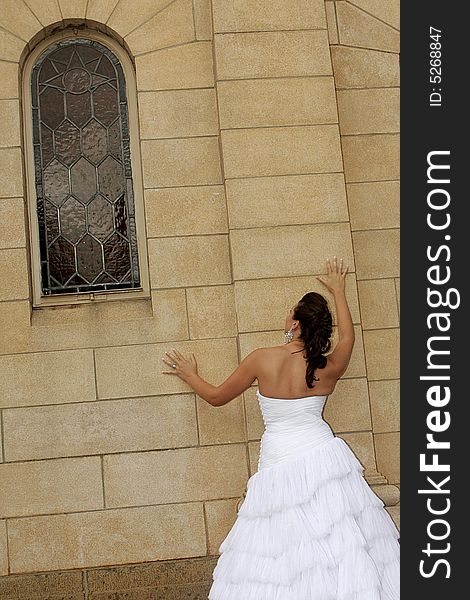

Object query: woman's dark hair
[291,292,333,389]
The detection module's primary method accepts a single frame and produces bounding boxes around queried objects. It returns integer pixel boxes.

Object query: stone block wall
[0,0,400,588]
[326,0,400,522]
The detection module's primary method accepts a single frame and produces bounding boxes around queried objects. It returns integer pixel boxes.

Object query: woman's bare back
[255,344,338,399]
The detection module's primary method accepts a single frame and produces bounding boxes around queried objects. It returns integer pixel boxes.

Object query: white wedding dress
[208,389,400,599]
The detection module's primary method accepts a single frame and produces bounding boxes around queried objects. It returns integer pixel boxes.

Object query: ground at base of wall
[0,555,218,600]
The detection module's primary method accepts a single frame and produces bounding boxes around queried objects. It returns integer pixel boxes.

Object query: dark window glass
[31,38,140,295]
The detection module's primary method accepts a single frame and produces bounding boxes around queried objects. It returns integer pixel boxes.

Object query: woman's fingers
[324,256,348,279]
[172,349,184,360]
[326,258,331,274]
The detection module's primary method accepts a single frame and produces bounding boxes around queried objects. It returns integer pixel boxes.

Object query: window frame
[22,28,150,308]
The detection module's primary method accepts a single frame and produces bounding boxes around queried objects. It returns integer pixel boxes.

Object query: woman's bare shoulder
[258,344,287,352]
[254,345,290,360]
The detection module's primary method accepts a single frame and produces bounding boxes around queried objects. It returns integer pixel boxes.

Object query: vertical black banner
[401,3,466,597]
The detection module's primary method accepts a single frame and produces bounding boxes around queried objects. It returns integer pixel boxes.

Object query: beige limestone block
[0,148,23,196]
[148,234,231,288]
[363,328,399,380]
[214,30,332,80]
[0,301,30,353]
[348,0,400,30]
[3,292,190,356]
[150,288,189,338]
[186,285,237,339]
[0,520,7,575]
[230,222,353,280]
[0,28,25,62]
[234,272,360,333]
[0,248,29,301]
[125,0,195,56]
[239,322,367,380]
[395,277,400,317]
[386,505,400,529]
[336,2,399,52]
[194,0,213,40]
[197,394,246,445]
[369,379,400,434]
[339,431,377,472]
[7,503,206,573]
[107,0,174,38]
[323,377,372,433]
[357,278,399,329]
[85,0,120,23]
[325,1,339,44]
[337,88,399,135]
[138,88,218,139]
[0,348,95,408]
[373,483,400,507]
[211,0,326,32]
[0,198,26,249]
[0,1,42,41]
[0,99,20,147]
[136,41,214,91]
[348,180,399,230]
[217,77,338,129]
[0,457,103,518]
[145,186,227,237]
[235,331,293,359]
[226,173,347,229]
[95,337,238,400]
[57,0,87,18]
[248,440,260,475]
[222,124,343,179]
[353,228,399,279]
[0,62,19,99]
[342,133,399,183]
[205,498,241,555]
[103,443,248,507]
[3,394,198,461]
[331,46,399,89]
[375,431,400,484]
[245,386,264,440]
[141,136,221,188]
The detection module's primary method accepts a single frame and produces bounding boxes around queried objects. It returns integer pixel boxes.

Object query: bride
[161,256,352,403]
[162,256,400,599]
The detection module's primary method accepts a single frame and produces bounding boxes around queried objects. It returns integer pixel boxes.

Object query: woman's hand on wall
[316,256,348,294]
[161,349,198,381]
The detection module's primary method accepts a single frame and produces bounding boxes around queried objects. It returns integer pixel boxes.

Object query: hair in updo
[291,292,333,389]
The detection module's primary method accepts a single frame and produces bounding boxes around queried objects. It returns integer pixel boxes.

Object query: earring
[284,327,294,344]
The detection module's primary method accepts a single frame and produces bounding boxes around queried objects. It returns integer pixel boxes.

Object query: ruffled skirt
[208,436,400,599]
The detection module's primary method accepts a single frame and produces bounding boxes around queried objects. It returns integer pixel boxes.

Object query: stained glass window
[31,38,140,296]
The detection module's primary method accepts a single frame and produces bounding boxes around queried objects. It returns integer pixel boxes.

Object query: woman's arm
[334,288,355,341]
[184,373,219,405]
[316,257,355,379]
[327,288,355,378]
[162,348,260,406]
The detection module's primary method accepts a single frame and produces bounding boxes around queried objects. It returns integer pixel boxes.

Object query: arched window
[23,31,148,307]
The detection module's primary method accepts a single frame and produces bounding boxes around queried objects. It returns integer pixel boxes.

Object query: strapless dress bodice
[256,389,334,470]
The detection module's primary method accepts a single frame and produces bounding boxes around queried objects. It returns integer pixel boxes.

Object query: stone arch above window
[23,30,149,307]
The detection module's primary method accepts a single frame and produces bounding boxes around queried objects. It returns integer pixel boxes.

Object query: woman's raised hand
[316,256,348,294]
